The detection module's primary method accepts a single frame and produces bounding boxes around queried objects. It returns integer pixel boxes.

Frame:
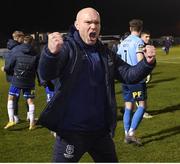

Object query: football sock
[123,108,132,135]
[29,104,35,125]
[130,106,145,131]
[7,100,14,122]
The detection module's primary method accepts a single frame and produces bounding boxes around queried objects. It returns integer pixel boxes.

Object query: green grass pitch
[0,46,180,162]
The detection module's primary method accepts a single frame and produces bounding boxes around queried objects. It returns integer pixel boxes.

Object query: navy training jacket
[4,43,39,89]
[37,27,155,136]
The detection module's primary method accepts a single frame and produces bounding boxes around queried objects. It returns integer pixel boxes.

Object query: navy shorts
[9,85,35,99]
[122,83,147,102]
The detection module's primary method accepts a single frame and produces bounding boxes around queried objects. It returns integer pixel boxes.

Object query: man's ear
[129,27,132,32]
[74,20,79,30]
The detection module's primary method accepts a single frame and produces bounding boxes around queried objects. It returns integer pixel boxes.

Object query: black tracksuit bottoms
[52,131,118,162]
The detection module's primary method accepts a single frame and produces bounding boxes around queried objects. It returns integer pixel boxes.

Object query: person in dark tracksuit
[4,35,39,130]
[162,36,172,54]
[1,31,27,124]
[37,7,156,162]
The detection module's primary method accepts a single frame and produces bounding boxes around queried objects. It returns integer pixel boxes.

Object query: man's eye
[86,21,91,24]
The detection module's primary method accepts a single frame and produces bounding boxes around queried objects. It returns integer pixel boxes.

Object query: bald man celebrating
[38,7,156,162]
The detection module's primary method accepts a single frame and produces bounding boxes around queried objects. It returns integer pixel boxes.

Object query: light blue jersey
[117,34,144,66]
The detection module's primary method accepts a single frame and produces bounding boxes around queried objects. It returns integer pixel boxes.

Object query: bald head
[76,7,100,22]
[74,7,101,45]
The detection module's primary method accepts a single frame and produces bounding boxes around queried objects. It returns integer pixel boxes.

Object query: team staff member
[38,7,156,162]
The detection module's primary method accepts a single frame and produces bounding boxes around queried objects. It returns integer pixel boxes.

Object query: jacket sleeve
[114,53,156,84]
[4,52,16,75]
[38,44,69,81]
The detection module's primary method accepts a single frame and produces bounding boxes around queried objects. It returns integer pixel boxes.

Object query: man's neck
[131,31,140,37]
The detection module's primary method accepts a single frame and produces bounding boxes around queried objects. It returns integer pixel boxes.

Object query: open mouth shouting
[89,32,97,43]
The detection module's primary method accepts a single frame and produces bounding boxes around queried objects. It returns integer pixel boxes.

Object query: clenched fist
[48,32,64,55]
[144,45,156,64]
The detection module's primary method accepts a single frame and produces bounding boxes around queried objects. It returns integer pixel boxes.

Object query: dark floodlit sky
[0,0,180,38]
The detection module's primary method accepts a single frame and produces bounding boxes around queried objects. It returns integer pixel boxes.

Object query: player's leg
[129,102,145,132]
[121,84,134,141]
[127,84,147,145]
[23,89,35,130]
[26,100,30,121]
[123,102,133,138]
[13,95,20,123]
[4,86,20,129]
